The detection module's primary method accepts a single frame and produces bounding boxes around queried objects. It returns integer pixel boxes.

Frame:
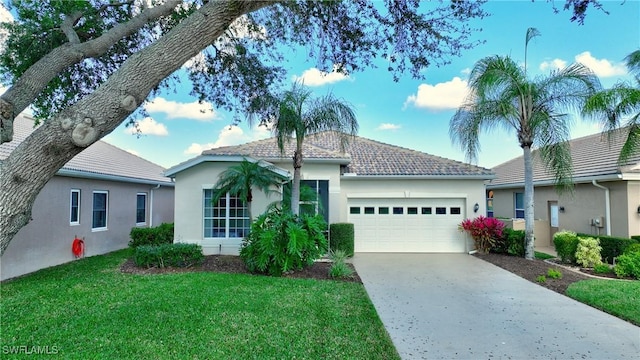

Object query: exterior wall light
[473,203,479,213]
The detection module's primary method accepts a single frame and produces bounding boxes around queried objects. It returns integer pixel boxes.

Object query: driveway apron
[353,253,640,360]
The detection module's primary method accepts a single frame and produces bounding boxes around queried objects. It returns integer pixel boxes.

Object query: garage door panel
[348,198,466,253]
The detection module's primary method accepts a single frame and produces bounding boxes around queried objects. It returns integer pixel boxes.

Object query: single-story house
[165,131,494,255]
[487,129,640,244]
[0,115,175,280]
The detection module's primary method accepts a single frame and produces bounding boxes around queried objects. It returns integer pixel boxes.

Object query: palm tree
[449,28,601,259]
[263,82,358,215]
[583,49,640,163]
[211,158,286,222]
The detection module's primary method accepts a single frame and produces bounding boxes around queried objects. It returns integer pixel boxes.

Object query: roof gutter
[486,173,622,189]
[341,174,495,180]
[591,180,612,236]
[57,168,174,186]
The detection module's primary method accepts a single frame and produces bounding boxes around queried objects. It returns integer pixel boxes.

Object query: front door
[548,201,559,246]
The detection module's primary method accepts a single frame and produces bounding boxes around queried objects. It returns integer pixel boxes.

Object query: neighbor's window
[203,190,249,238]
[514,192,524,219]
[92,191,108,230]
[70,189,80,225]
[487,190,494,218]
[136,193,147,225]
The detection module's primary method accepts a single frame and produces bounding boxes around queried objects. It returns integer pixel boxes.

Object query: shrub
[129,223,174,248]
[553,231,579,264]
[134,243,204,268]
[328,249,354,279]
[575,237,602,268]
[624,243,640,255]
[614,252,640,279]
[240,208,328,276]
[576,233,639,264]
[491,228,525,257]
[458,216,505,253]
[547,268,562,279]
[593,263,613,274]
[329,223,354,257]
[536,275,546,283]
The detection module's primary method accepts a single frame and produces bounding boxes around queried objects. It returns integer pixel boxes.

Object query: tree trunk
[523,145,535,260]
[0,0,273,255]
[291,149,303,216]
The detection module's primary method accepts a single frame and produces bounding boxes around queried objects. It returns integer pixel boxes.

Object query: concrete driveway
[353,253,640,360]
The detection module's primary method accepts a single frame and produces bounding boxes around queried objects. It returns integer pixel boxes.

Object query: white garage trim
[347,192,468,199]
[348,198,467,253]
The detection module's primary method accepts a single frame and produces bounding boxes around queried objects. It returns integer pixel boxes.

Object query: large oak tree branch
[0,0,275,255]
[0,0,182,144]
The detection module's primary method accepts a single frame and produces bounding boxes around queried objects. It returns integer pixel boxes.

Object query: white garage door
[347,198,466,253]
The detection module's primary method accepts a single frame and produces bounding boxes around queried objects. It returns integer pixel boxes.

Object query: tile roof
[0,115,173,185]
[203,131,493,177]
[490,129,640,186]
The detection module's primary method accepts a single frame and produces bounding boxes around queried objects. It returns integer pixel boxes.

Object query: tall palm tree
[211,158,286,222]
[449,28,601,259]
[583,49,640,164]
[266,82,358,215]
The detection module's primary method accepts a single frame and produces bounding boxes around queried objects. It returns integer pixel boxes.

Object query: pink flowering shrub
[459,216,505,253]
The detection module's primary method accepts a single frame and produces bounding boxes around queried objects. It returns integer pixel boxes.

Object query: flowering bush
[459,216,505,253]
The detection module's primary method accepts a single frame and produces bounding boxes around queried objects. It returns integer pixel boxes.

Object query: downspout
[149,184,161,227]
[591,180,611,236]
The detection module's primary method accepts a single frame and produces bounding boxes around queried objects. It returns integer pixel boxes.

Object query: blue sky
[5,1,640,170]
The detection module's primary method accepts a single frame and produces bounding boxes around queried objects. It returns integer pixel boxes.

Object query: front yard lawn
[566,279,640,326]
[0,250,399,359]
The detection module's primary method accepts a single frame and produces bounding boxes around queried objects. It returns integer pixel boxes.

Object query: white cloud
[404,77,468,111]
[539,58,567,72]
[183,124,272,155]
[574,51,627,77]
[292,66,350,87]
[144,97,218,121]
[376,123,401,131]
[125,117,168,136]
[460,68,471,75]
[0,4,13,52]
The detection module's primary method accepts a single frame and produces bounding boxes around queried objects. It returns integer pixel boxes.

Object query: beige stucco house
[487,129,640,244]
[165,131,494,255]
[0,115,175,280]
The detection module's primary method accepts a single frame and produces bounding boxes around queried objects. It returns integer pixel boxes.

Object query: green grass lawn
[1,250,399,359]
[566,279,640,326]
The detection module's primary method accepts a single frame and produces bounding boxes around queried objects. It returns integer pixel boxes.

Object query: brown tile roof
[489,129,640,186]
[0,115,173,185]
[203,131,493,177]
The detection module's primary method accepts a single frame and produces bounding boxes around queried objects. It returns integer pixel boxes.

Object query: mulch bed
[120,255,362,283]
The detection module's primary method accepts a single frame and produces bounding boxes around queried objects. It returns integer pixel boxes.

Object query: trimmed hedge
[576,233,639,264]
[329,223,354,257]
[129,223,174,248]
[134,243,204,268]
[491,228,525,257]
[553,231,579,264]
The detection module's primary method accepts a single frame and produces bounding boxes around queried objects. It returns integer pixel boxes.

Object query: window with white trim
[136,193,147,225]
[514,192,525,219]
[92,191,108,230]
[70,189,80,225]
[203,190,249,238]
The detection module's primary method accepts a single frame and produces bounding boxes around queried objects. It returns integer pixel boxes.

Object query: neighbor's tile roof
[204,131,493,177]
[490,129,640,186]
[0,115,172,184]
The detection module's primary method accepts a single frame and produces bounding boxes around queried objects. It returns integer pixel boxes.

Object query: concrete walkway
[353,253,640,360]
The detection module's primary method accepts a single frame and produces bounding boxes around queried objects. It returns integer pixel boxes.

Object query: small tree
[210,158,286,222]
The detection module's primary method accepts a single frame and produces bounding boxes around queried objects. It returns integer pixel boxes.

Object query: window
[421,207,432,215]
[70,189,80,225]
[435,207,446,215]
[350,207,361,214]
[514,192,524,219]
[450,207,461,215]
[285,180,329,223]
[136,193,147,225]
[393,207,403,215]
[203,190,249,238]
[92,191,108,230]
[379,207,389,215]
[487,190,494,218]
[407,207,418,215]
[364,207,375,214]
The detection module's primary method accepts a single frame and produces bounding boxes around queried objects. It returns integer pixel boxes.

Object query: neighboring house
[165,131,494,255]
[487,130,640,243]
[0,115,174,280]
